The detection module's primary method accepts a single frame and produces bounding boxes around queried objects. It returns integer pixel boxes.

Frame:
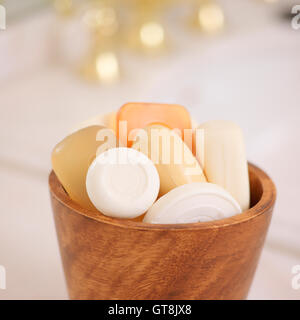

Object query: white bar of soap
[86,147,160,219]
[143,182,242,224]
[196,120,250,211]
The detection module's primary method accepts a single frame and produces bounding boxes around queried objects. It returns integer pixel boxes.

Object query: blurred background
[0,0,299,299]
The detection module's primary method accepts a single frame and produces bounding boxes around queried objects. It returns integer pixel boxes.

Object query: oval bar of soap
[51,125,118,210]
[117,102,191,146]
[132,124,206,197]
[196,120,250,211]
[86,147,160,219]
[143,182,242,224]
[69,112,117,135]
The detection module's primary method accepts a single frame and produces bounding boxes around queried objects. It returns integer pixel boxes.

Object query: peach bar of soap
[117,102,191,146]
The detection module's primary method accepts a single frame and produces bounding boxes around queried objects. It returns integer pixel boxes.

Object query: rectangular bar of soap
[132,124,207,197]
[117,102,192,146]
[196,120,250,211]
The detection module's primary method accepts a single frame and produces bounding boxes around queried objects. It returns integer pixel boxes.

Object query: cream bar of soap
[132,124,206,197]
[69,112,117,134]
[143,182,242,224]
[86,147,160,219]
[196,120,250,211]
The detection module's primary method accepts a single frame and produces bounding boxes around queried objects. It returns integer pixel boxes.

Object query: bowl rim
[49,162,276,231]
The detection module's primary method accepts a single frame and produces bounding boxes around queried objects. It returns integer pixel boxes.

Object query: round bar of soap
[143,182,242,224]
[86,147,160,219]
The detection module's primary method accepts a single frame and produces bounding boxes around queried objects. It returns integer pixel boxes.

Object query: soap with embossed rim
[143,182,242,224]
[86,147,160,218]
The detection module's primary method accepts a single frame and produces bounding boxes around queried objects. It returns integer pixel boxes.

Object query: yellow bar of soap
[51,125,118,210]
[132,124,207,197]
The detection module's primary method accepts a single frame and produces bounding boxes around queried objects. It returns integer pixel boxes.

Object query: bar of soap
[51,125,118,210]
[117,102,192,146]
[143,182,242,224]
[86,147,160,218]
[196,120,250,211]
[69,112,117,134]
[132,124,207,197]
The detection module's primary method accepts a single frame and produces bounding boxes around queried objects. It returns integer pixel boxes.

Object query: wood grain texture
[49,163,276,300]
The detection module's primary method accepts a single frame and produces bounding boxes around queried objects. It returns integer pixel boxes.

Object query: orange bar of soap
[117,102,191,146]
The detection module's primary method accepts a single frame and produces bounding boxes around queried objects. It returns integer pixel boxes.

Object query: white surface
[86,147,160,218]
[0,0,300,299]
[144,182,241,224]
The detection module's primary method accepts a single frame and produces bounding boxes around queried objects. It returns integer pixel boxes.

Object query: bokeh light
[139,22,165,48]
[96,52,120,83]
[198,2,224,33]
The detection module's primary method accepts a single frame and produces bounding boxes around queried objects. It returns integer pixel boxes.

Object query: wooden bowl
[49,163,276,300]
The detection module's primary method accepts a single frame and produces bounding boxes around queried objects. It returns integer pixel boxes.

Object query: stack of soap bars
[52,103,250,224]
